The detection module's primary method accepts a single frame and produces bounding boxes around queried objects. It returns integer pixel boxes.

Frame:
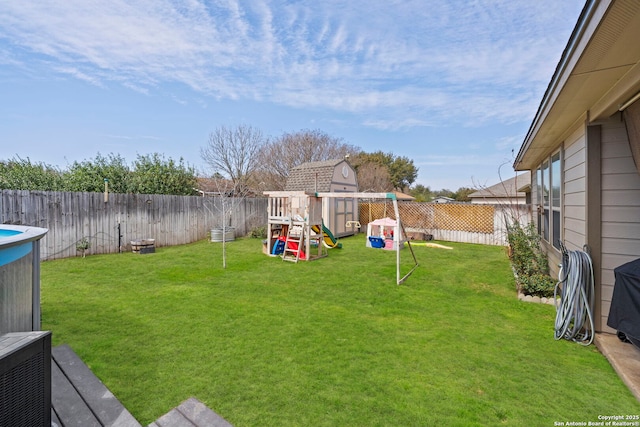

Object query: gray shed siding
[325,166,358,237]
[284,159,358,238]
[600,116,640,333]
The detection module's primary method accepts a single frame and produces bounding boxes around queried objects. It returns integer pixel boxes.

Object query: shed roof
[285,159,351,192]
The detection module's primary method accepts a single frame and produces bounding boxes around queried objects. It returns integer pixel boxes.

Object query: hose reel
[554,242,595,346]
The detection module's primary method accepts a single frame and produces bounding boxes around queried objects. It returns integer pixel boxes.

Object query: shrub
[76,237,91,258]
[506,221,555,297]
[519,273,556,298]
[249,225,267,239]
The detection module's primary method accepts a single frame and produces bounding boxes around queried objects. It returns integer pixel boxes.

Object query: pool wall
[0,225,48,334]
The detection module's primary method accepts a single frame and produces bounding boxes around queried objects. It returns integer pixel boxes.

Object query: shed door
[332,197,357,237]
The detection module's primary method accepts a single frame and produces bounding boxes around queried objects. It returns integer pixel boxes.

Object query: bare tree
[201,176,253,269]
[356,161,394,192]
[200,124,265,189]
[257,129,360,190]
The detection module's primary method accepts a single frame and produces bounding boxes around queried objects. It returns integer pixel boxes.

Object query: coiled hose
[554,243,595,345]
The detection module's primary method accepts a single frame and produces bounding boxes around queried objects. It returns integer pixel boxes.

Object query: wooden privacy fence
[0,190,268,260]
[359,202,531,246]
[1,190,530,261]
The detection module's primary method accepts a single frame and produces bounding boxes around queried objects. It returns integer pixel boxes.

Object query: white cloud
[0,0,584,128]
[53,66,105,87]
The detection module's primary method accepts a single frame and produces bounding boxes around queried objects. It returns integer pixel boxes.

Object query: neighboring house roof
[514,0,640,170]
[285,159,354,192]
[195,177,260,196]
[195,177,235,195]
[468,172,531,201]
[431,196,455,203]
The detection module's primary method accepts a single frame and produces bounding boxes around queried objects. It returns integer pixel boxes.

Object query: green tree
[63,153,132,193]
[130,153,197,195]
[352,151,418,191]
[0,157,64,190]
[432,189,455,199]
[388,155,418,190]
[453,187,476,202]
[409,184,432,202]
[1,153,197,195]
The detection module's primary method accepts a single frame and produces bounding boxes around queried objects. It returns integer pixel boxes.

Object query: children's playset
[263,191,418,284]
[366,217,405,250]
[263,191,326,263]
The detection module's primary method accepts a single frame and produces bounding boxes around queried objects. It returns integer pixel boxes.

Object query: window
[541,160,550,242]
[551,152,561,250]
[536,167,543,236]
[537,151,562,250]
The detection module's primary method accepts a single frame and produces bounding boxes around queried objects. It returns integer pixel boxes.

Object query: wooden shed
[284,159,359,237]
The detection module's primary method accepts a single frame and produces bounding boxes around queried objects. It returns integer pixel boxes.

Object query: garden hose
[554,243,595,345]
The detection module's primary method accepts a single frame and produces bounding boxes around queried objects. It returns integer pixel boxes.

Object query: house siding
[515,0,640,343]
[600,115,640,333]
[531,125,586,282]
[539,126,587,281]
[563,125,588,252]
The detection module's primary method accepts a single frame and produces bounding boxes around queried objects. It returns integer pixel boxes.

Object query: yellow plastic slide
[311,224,342,248]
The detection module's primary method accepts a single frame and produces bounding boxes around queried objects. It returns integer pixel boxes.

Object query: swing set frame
[315,192,419,285]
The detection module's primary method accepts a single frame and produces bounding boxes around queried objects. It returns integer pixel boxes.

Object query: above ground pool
[0,225,48,334]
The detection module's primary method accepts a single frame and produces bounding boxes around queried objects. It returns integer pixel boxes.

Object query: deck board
[148,409,195,427]
[51,406,62,426]
[149,397,233,427]
[51,344,141,427]
[51,359,102,427]
[51,344,232,426]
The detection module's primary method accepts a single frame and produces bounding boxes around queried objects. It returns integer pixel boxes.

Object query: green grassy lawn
[41,234,640,426]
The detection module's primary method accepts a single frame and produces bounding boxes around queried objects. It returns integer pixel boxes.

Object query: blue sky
[0,1,585,191]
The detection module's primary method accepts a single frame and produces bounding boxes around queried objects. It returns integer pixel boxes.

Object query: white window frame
[537,150,562,250]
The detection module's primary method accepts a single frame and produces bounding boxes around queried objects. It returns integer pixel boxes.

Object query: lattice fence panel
[432,203,494,233]
[359,202,495,234]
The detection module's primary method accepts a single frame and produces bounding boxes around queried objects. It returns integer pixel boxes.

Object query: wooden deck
[51,344,232,427]
[51,344,141,427]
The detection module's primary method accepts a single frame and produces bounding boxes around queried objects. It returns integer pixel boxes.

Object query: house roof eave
[514,0,613,171]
